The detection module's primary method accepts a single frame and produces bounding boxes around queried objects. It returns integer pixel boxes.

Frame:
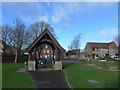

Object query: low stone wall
[27,60,36,71]
[27,60,62,71]
[53,61,62,70]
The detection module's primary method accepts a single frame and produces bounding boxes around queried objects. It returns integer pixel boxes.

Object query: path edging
[62,70,73,89]
[28,71,37,88]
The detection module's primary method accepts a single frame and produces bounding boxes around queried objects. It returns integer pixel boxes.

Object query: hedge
[2,54,28,63]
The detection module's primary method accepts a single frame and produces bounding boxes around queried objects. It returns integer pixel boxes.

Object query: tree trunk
[15,50,17,63]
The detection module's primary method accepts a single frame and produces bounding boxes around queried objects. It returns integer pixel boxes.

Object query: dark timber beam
[53,50,55,64]
[28,52,32,60]
[38,46,41,60]
[33,47,37,61]
[55,47,58,61]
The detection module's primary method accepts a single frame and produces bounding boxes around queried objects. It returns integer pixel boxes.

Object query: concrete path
[29,69,71,89]
[62,60,80,63]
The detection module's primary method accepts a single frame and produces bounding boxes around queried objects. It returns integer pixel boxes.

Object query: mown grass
[102,61,119,67]
[85,60,119,67]
[63,63,119,88]
[2,63,35,88]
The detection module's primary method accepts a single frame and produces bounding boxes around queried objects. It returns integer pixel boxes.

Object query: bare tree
[30,20,57,41]
[68,42,74,50]
[68,33,81,50]
[2,24,13,45]
[12,18,26,54]
[2,18,33,63]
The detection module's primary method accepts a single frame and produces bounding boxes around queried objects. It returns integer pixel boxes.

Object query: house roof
[86,42,114,49]
[68,49,80,52]
[26,29,66,53]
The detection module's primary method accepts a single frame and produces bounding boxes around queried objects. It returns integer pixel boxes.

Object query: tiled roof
[87,42,114,49]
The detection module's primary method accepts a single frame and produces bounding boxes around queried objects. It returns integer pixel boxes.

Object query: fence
[2,54,28,63]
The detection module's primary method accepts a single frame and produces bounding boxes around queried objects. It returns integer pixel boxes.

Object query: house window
[95,48,98,51]
[96,54,98,57]
[46,45,48,49]
[106,49,108,51]
[47,50,49,53]
[96,48,98,51]
[48,55,50,57]
[40,55,42,58]
[44,50,46,53]
[92,48,95,51]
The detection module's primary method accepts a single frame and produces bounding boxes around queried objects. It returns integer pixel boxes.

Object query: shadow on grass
[62,63,75,69]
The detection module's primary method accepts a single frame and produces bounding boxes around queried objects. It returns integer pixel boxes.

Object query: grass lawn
[85,61,119,67]
[102,61,119,67]
[2,63,35,88]
[63,63,119,88]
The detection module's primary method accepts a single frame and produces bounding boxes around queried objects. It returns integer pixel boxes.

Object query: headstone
[27,60,36,71]
[53,61,62,70]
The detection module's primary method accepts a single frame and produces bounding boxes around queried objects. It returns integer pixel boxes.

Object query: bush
[2,54,28,63]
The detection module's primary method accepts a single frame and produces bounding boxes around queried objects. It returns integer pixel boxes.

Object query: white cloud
[51,3,81,23]
[96,28,118,41]
[3,2,43,19]
[55,29,62,33]
[51,2,116,28]
[37,16,49,22]
[47,2,50,6]
[21,16,32,23]
[63,23,71,28]
[2,0,119,2]
[2,2,117,29]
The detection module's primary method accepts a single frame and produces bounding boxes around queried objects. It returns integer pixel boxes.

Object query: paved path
[29,69,71,89]
[62,60,81,63]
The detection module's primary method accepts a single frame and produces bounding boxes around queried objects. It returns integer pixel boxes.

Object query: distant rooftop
[86,42,115,49]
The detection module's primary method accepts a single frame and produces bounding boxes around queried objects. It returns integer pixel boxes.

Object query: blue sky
[2,2,118,51]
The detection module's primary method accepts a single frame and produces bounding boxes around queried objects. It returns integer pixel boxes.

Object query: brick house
[41,44,53,58]
[84,42,119,59]
[0,40,16,54]
[34,44,66,59]
[67,49,80,56]
[66,49,80,58]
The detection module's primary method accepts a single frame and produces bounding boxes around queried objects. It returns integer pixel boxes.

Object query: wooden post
[38,47,40,60]
[28,53,31,60]
[28,52,32,60]
[55,48,58,61]
[33,47,38,69]
[59,50,61,61]
[33,48,36,61]
[59,51,62,61]
[53,50,55,64]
